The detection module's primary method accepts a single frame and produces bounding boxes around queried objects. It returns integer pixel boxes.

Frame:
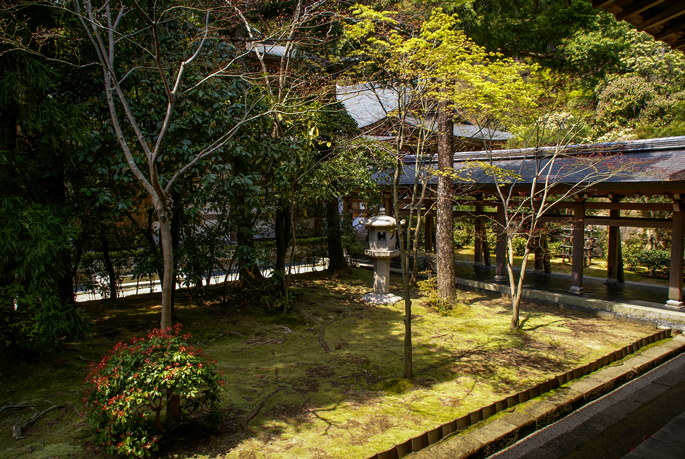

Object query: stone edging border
[364,328,673,459]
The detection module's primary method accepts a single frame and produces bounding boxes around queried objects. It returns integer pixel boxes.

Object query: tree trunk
[410,212,423,284]
[275,205,290,273]
[436,107,456,305]
[156,203,174,330]
[326,198,347,272]
[394,158,412,379]
[100,227,117,300]
[170,190,183,312]
[166,392,180,428]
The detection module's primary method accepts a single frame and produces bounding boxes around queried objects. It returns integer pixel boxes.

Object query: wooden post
[606,197,624,284]
[383,196,392,215]
[494,204,506,282]
[569,201,585,295]
[533,237,544,273]
[542,235,552,274]
[474,204,484,266]
[667,200,684,307]
[424,214,435,252]
[483,228,492,266]
[532,198,544,273]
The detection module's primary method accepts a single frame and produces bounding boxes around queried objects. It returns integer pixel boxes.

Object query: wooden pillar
[534,239,544,273]
[483,227,492,266]
[474,204,484,266]
[667,201,684,307]
[532,199,545,273]
[569,201,585,295]
[542,235,551,274]
[383,196,392,214]
[606,197,624,284]
[424,214,435,252]
[494,204,506,282]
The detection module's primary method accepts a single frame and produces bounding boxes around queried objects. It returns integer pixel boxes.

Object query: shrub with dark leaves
[84,325,224,457]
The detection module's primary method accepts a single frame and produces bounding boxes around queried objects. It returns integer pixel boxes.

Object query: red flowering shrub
[84,325,224,457]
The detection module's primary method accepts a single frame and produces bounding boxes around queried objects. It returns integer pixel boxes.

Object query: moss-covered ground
[0,267,656,459]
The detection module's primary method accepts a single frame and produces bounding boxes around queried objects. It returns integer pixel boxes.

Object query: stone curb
[407,333,685,459]
[454,277,685,325]
[362,330,683,459]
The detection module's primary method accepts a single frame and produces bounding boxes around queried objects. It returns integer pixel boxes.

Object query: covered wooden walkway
[345,136,685,307]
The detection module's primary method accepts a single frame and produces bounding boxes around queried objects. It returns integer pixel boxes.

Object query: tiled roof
[392,136,685,190]
[336,84,513,141]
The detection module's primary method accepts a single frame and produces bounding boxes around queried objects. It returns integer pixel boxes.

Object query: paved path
[488,352,685,459]
[624,409,685,458]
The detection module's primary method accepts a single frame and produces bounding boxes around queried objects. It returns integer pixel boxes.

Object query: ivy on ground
[84,325,224,457]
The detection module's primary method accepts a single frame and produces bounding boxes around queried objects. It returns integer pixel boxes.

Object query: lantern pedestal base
[361,292,403,305]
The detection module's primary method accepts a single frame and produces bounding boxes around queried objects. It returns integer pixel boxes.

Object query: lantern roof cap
[361,208,397,228]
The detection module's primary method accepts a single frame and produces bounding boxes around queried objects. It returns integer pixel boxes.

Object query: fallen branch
[240,387,282,432]
[197,333,223,346]
[318,325,330,353]
[436,334,455,352]
[12,405,63,440]
[0,404,34,416]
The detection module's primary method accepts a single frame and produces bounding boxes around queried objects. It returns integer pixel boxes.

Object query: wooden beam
[617,0,667,21]
[585,216,673,228]
[654,20,685,40]
[537,215,672,228]
[451,200,673,212]
[592,0,617,8]
[362,206,674,227]
[636,4,685,31]
[669,35,685,49]
[360,201,673,215]
[583,202,673,211]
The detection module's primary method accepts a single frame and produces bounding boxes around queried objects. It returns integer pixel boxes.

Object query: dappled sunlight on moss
[0,267,656,459]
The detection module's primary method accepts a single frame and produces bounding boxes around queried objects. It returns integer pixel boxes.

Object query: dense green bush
[417,276,451,313]
[511,236,529,256]
[453,226,473,249]
[342,235,365,257]
[0,197,89,353]
[623,237,646,271]
[639,249,671,278]
[623,237,670,277]
[548,240,564,257]
[84,325,224,457]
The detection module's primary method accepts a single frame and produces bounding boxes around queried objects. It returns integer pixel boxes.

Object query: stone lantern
[360,208,403,304]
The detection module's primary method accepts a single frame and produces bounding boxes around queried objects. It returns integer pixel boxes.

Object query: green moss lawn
[0,268,656,459]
